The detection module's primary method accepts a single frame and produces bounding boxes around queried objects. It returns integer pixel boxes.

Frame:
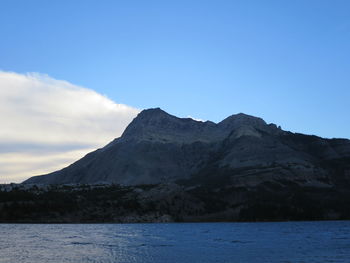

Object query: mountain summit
[24,108,350,189]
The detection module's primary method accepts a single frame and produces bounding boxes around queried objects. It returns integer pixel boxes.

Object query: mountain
[10,108,350,222]
[24,108,350,192]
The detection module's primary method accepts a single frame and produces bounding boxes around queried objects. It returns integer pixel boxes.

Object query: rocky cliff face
[24,108,350,192]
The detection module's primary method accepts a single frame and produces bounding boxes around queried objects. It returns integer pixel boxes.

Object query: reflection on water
[1,221,350,263]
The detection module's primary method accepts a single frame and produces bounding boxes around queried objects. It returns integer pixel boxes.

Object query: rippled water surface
[1,221,350,263]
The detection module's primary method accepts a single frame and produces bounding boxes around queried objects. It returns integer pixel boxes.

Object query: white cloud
[0,71,140,183]
[187,115,205,122]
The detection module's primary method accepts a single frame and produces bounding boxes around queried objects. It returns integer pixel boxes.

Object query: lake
[0,221,349,263]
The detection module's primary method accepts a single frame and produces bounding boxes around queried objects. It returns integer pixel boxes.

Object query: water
[1,221,350,263]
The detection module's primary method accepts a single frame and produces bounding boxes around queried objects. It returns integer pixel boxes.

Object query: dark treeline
[1,182,350,223]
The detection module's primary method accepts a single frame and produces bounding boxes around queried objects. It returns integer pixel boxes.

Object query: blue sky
[1,0,349,138]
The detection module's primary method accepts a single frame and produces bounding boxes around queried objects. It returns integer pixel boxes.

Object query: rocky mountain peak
[121,108,216,143]
[218,113,267,131]
[122,108,182,138]
[121,109,279,143]
[136,107,170,119]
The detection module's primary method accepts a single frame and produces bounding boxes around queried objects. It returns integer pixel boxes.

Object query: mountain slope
[24,108,350,189]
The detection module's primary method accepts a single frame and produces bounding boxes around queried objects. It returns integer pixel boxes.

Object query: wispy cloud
[0,71,139,183]
[187,115,205,122]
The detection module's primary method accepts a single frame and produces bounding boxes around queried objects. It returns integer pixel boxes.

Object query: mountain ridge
[23,108,350,189]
